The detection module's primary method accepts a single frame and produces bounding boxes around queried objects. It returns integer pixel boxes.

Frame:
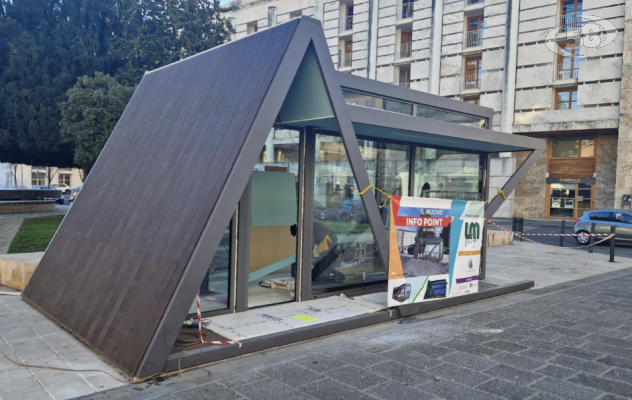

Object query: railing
[466,0,484,4]
[555,62,580,80]
[398,81,411,88]
[340,16,353,32]
[397,2,414,20]
[397,42,412,59]
[559,12,582,33]
[339,52,353,68]
[463,73,481,91]
[466,29,484,48]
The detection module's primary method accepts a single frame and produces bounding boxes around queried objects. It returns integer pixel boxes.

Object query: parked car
[574,209,632,245]
[69,187,81,203]
[313,201,338,221]
[52,183,71,194]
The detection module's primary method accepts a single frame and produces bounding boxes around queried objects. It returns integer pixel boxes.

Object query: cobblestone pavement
[0,218,23,254]
[490,218,632,259]
[82,268,632,400]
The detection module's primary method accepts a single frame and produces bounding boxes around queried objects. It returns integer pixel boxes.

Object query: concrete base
[486,231,513,246]
[0,252,43,290]
[0,200,55,214]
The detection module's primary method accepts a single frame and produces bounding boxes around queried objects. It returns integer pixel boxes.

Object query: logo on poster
[468,259,473,270]
[464,222,480,247]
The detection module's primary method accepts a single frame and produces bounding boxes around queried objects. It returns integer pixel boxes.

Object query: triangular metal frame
[136,17,390,377]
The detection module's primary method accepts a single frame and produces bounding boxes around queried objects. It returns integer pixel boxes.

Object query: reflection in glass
[193,223,231,314]
[577,183,592,217]
[359,139,410,227]
[581,137,594,157]
[549,183,576,218]
[248,128,300,308]
[312,134,386,294]
[341,89,487,127]
[413,148,482,201]
[552,137,579,158]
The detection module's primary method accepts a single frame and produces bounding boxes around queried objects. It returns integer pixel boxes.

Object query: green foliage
[0,0,233,169]
[0,0,121,167]
[8,216,64,254]
[60,73,135,175]
[111,0,233,85]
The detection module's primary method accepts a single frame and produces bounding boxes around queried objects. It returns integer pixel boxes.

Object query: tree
[59,73,134,177]
[111,0,233,85]
[0,0,122,167]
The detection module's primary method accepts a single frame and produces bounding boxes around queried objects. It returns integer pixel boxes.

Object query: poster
[387,196,484,307]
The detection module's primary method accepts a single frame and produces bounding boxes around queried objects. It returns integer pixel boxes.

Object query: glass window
[249,128,300,307]
[413,147,482,201]
[59,173,71,186]
[556,88,580,110]
[551,137,579,157]
[312,134,386,294]
[383,98,413,115]
[31,172,45,186]
[359,139,410,227]
[193,222,232,313]
[580,137,594,157]
[551,136,594,158]
[416,105,484,128]
[549,183,576,218]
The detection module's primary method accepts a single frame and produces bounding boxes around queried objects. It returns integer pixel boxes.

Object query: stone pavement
[80,267,632,400]
[0,218,23,254]
[484,241,631,288]
[0,285,127,400]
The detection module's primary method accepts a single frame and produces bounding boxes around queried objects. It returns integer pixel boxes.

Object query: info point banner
[387,196,484,308]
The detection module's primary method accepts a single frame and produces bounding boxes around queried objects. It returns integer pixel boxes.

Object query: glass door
[247,128,301,308]
[576,183,593,218]
[548,183,576,218]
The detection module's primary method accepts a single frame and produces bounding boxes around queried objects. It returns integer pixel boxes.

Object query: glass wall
[312,134,386,294]
[248,129,300,307]
[193,223,231,314]
[342,89,486,127]
[359,139,410,226]
[413,147,482,201]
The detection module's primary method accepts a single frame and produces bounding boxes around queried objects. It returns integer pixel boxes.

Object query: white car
[52,183,71,194]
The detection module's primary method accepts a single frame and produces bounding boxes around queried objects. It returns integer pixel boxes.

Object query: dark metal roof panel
[22,19,299,376]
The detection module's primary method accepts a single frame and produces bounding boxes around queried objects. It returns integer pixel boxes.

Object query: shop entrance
[547,182,594,218]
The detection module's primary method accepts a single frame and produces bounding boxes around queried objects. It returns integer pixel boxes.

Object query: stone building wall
[596,135,618,210]
[514,146,548,218]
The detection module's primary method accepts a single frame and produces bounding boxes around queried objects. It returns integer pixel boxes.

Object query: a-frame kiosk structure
[23,17,544,378]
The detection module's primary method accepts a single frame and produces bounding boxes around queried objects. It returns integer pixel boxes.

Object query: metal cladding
[22,16,544,378]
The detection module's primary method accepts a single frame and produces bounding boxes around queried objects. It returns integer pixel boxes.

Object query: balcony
[462,73,481,95]
[339,16,353,36]
[465,29,484,52]
[396,3,414,21]
[339,51,353,69]
[557,12,582,41]
[397,80,411,88]
[396,42,412,62]
[553,62,580,87]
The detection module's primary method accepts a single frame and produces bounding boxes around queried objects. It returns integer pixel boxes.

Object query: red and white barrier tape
[197,292,240,346]
[518,233,611,237]
[485,219,614,250]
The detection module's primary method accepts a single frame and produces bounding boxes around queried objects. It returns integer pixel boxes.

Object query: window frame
[549,136,596,159]
[555,88,579,110]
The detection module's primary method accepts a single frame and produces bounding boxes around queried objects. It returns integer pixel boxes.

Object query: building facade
[9,164,83,190]
[225,0,631,218]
